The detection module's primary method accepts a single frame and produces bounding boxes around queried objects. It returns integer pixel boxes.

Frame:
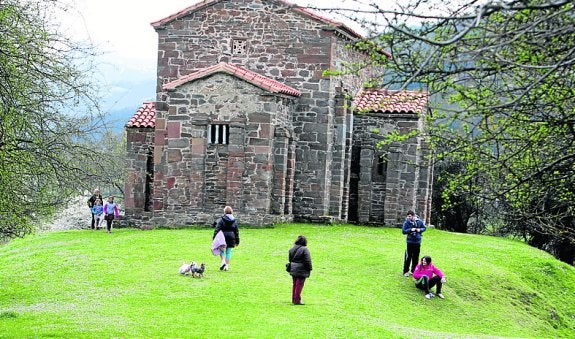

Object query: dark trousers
[91,213,97,229]
[415,275,442,294]
[292,276,306,304]
[105,214,114,232]
[403,242,421,274]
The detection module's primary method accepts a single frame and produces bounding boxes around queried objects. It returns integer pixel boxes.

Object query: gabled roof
[162,62,302,97]
[126,101,156,128]
[353,88,428,114]
[151,0,363,40]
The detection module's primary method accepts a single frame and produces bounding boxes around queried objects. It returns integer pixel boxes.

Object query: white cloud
[66,0,193,67]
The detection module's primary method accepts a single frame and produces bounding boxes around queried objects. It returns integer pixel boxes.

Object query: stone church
[124,0,433,228]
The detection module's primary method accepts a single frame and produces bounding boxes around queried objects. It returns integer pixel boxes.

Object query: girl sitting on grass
[413,255,446,299]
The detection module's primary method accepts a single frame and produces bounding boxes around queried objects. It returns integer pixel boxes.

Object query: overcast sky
[68,0,368,69]
[62,0,377,110]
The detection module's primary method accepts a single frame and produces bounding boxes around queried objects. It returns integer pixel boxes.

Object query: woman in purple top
[103,196,119,233]
[413,256,446,299]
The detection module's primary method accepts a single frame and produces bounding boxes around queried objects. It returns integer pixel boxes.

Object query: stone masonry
[124,0,432,228]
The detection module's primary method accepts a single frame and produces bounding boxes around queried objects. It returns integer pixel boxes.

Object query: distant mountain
[104,106,141,133]
[99,77,157,133]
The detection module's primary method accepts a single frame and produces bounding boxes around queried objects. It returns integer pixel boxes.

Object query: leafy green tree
[312,0,575,264]
[0,0,115,241]
[94,129,128,198]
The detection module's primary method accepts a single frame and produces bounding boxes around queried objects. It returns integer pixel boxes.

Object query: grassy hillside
[0,224,573,338]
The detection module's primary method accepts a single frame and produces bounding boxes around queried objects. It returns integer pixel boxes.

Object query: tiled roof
[353,88,428,114]
[162,62,302,97]
[151,0,364,41]
[125,101,156,128]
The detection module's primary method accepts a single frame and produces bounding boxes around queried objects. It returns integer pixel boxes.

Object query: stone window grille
[232,39,247,55]
[208,124,229,145]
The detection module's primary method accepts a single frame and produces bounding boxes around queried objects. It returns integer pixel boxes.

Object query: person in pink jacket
[413,256,446,299]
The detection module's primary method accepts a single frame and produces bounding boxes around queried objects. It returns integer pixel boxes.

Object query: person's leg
[292,276,297,304]
[411,243,421,273]
[403,245,412,274]
[293,277,306,304]
[429,276,442,294]
[106,218,112,233]
[91,213,96,229]
[415,276,430,294]
[219,250,226,270]
[224,248,232,270]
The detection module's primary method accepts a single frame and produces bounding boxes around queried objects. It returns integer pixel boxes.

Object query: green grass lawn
[0,224,574,338]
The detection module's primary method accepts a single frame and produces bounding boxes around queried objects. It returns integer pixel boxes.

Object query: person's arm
[213,220,222,239]
[402,221,412,234]
[303,247,312,271]
[113,204,119,217]
[417,220,427,233]
[412,264,423,279]
[433,265,444,279]
[234,222,239,246]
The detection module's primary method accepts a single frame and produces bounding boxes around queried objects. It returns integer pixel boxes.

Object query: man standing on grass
[402,210,426,276]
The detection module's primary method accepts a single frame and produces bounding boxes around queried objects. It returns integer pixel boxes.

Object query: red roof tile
[151,0,368,43]
[353,88,428,114]
[126,101,156,128]
[162,62,302,97]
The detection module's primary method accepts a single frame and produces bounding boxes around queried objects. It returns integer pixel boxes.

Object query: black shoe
[293,302,305,305]
[220,263,226,271]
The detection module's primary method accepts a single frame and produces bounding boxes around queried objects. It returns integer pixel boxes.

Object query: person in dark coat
[87,189,103,230]
[288,235,312,305]
[213,206,240,271]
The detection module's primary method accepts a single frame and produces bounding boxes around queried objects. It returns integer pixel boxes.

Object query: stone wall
[154,0,372,222]
[327,38,379,220]
[124,127,155,226]
[124,0,431,228]
[352,111,432,226]
[151,73,297,226]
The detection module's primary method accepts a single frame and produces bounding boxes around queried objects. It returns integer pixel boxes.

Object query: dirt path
[40,196,96,232]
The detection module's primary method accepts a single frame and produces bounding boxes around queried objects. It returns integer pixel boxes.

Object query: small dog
[191,262,205,278]
[178,261,197,275]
